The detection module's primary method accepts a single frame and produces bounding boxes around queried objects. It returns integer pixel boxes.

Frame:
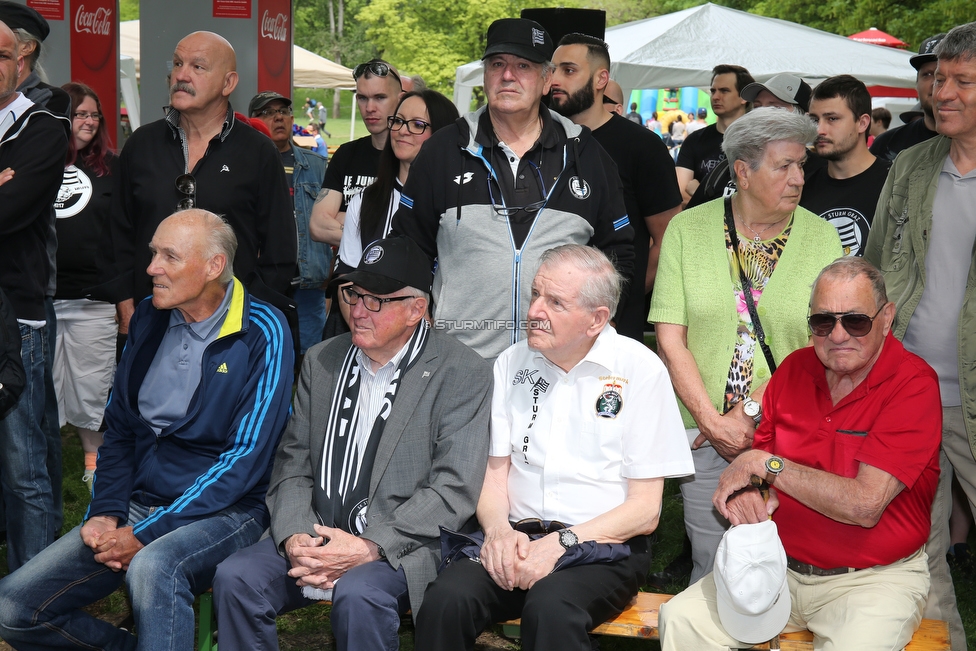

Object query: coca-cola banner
[26,0,64,21]
[70,0,118,148]
[257,0,291,97]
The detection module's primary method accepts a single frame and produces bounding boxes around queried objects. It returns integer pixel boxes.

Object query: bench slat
[500,592,950,650]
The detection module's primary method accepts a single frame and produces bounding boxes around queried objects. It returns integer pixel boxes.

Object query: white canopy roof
[120,20,355,90]
[454,3,916,110]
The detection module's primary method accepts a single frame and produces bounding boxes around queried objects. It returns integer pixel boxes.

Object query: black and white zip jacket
[393,106,634,360]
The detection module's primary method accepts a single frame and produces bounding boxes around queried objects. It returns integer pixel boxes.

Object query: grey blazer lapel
[368,338,440,497]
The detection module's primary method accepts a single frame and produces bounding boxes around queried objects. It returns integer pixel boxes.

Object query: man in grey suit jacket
[213,236,493,651]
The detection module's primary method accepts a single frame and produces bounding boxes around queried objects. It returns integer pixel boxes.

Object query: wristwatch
[558,529,579,549]
[742,397,762,424]
[765,455,785,485]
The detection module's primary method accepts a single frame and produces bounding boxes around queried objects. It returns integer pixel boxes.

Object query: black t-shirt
[55,155,119,299]
[592,114,681,339]
[870,119,938,163]
[798,157,892,257]
[322,135,383,212]
[676,123,725,181]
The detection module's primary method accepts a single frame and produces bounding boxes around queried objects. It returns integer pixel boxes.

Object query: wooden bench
[197,590,949,651]
[499,592,951,650]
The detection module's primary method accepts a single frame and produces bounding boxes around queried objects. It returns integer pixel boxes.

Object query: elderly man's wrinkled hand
[700,405,755,461]
[724,487,771,525]
[480,526,530,591]
[713,449,772,516]
[512,533,564,591]
[92,526,144,571]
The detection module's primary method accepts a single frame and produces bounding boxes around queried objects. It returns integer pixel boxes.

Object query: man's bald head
[604,79,624,115]
[170,31,239,115]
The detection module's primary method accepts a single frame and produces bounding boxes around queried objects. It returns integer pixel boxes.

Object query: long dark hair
[359,89,459,240]
[61,82,114,177]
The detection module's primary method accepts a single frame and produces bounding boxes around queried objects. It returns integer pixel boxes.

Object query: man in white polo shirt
[415,244,694,650]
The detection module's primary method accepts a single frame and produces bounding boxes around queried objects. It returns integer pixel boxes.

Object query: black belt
[786,555,862,577]
[511,519,570,536]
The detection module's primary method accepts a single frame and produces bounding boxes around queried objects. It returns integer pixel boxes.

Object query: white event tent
[453,3,917,110]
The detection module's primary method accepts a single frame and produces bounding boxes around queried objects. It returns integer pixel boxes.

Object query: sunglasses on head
[807,306,884,337]
[353,60,401,85]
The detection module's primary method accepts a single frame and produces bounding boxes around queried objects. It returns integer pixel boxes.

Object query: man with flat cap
[393,17,634,361]
[213,236,493,651]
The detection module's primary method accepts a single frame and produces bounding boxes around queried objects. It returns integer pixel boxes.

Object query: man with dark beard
[871,33,944,162]
[799,75,890,258]
[550,33,681,341]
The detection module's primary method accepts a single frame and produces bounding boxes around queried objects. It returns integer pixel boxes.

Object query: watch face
[559,529,578,548]
[766,456,784,473]
[743,400,760,417]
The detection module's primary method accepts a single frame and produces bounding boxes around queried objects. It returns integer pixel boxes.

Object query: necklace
[740,220,779,242]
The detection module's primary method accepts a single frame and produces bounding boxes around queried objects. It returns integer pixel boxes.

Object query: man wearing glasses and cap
[104,31,295,344]
[393,18,634,361]
[250,90,332,356]
[661,257,941,651]
[213,236,492,651]
[309,59,403,247]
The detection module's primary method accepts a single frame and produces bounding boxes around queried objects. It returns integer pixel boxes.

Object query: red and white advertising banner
[214,0,251,19]
[70,0,118,148]
[257,0,291,97]
[27,0,64,21]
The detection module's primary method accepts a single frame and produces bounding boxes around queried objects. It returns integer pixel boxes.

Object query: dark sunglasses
[175,173,196,210]
[353,60,401,85]
[387,116,431,135]
[808,306,884,337]
[603,95,621,106]
[486,164,548,217]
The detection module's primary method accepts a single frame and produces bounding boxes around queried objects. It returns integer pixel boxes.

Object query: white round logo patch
[364,245,384,264]
[569,176,590,200]
[55,165,93,218]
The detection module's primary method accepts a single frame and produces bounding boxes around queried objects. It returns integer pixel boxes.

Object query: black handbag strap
[724,196,777,374]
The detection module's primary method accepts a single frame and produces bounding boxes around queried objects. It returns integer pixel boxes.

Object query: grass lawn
[2,401,975,649]
[293,88,370,147]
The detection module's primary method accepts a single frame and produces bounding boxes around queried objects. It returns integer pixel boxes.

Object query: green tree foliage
[355,0,568,93]
[120,0,139,22]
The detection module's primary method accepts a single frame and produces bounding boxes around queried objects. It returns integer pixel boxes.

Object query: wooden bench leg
[197,591,216,651]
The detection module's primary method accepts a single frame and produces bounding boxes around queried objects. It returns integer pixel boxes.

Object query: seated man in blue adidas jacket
[0,209,294,651]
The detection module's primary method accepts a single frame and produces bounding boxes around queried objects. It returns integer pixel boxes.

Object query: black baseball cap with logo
[249,91,292,117]
[331,236,433,295]
[910,33,946,71]
[482,18,554,64]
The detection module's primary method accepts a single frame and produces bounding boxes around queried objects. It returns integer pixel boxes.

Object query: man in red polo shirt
[660,256,941,650]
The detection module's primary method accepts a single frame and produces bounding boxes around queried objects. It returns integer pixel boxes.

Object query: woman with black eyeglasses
[52,82,119,493]
[336,89,459,273]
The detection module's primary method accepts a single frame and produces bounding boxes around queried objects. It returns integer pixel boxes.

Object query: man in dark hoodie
[392,18,634,361]
[0,16,69,572]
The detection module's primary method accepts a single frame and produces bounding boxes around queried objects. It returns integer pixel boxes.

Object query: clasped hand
[285,524,379,589]
[479,527,565,591]
[80,516,144,571]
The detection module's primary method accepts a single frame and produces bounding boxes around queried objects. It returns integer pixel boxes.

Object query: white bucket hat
[714,519,791,644]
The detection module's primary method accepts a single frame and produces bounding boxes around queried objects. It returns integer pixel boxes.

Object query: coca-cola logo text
[74,5,113,36]
[260,11,288,42]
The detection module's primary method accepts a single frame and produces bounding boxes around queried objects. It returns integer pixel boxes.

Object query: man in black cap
[250,90,331,357]
[0,15,68,572]
[0,1,71,541]
[392,17,633,361]
[213,236,492,651]
[871,33,945,162]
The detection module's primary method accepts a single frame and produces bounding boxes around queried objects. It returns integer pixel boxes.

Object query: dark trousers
[213,536,410,651]
[415,535,651,651]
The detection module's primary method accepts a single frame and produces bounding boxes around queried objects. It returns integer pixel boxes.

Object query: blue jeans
[294,287,327,354]
[0,323,54,571]
[0,501,264,651]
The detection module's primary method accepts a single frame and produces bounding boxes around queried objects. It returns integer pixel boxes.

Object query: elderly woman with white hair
[649,108,843,584]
